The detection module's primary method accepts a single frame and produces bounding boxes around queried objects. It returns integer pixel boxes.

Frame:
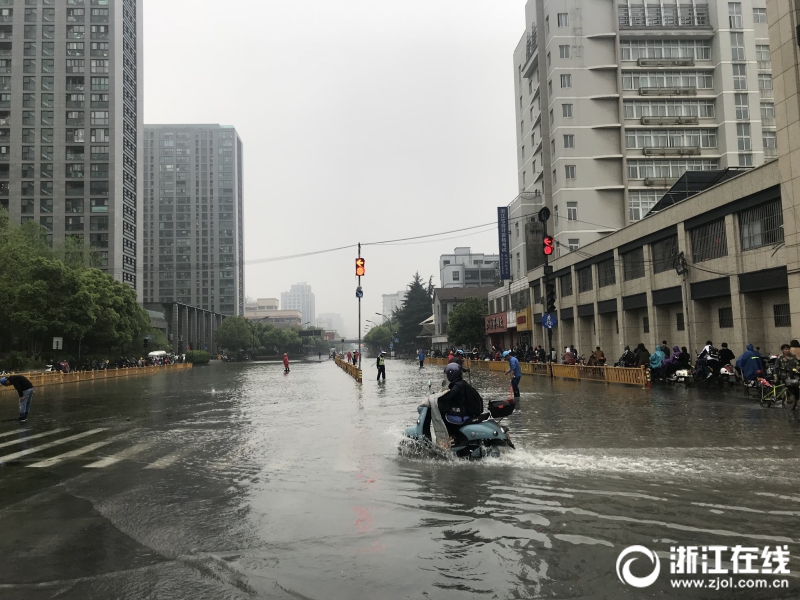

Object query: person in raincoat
[736,344,763,382]
[283,353,290,373]
[648,345,666,378]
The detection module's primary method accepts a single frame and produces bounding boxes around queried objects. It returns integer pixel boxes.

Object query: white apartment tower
[281,282,315,326]
[513,0,775,256]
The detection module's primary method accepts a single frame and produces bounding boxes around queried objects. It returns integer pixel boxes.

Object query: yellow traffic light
[355,257,366,276]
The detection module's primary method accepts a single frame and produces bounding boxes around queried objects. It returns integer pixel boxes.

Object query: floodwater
[1,358,799,599]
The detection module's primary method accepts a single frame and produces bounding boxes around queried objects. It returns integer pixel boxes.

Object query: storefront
[484,312,508,352]
[516,307,532,347]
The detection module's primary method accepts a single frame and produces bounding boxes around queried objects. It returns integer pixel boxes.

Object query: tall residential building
[316,312,345,336]
[281,282,315,325]
[513,0,775,257]
[381,291,407,318]
[142,125,245,315]
[439,247,500,288]
[0,1,143,293]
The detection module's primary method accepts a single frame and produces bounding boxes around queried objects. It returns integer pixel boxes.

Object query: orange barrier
[0,363,192,394]
[334,356,362,383]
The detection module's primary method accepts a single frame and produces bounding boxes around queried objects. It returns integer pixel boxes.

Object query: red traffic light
[543,235,555,256]
[355,257,366,276]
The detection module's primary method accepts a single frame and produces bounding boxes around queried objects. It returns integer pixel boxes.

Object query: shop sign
[484,312,507,334]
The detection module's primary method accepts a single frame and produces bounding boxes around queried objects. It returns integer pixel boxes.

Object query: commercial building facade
[513,0,776,255]
[142,124,244,315]
[439,247,500,288]
[432,286,494,351]
[0,0,143,294]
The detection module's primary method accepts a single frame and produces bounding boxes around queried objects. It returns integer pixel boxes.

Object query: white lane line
[0,429,106,463]
[144,448,190,469]
[0,428,68,450]
[0,429,30,439]
[84,441,155,469]
[28,440,115,468]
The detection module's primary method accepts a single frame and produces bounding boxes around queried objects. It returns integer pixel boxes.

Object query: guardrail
[425,357,647,387]
[335,356,362,383]
[0,362,192,393]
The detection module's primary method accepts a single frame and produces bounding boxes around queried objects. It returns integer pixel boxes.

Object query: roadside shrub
[185,350,210,365]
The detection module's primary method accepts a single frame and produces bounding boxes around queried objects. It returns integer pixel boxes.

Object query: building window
[677,312,685,331]
[730,32,745,61]
[652,234,679,273]
[774,304,791,327]
[623,247,645,280]
[557,12,569,27]
[733,64,747,90]
[690,218,728,262]
[735,93,749,120]
[577,267,593,292]
[597,258,616,288]
[549,109,554,124]
[562,103,573,118]
[763,130,777,149]
[565,165,576,179]
[452,271,460,282]
[560,74,572,88]
[643,316,650,334]
[758,73,773,91]
[761,102,775,119]
[718,307,734,328]
[629,190,661,221]
[753,8,767,23]
[566,201,577,221]
[90,110,108,125]
[737,123,751,150]
[739,199,783,250]
[545,15,549,34]
[90,128,108,143]
[559,45,570,59]
[65,216,84,231]
[564,134,574,148]
[568,238,580,252]
[728,2,742,28]
[90,198,108,213]
[90,59,108,74]
[756,44,770,63]
[560,272,573,297]
[552,169,557,184]
[90,76,108,91]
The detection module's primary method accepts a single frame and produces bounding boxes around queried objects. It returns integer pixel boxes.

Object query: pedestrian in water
[283,353,290,373]
[376,351,386,381]
[418,348,425,368]
[504,351,522,398]
[1,375,34,422]
[347,350,352,363]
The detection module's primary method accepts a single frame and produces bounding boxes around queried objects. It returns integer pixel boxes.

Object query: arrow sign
[541,313,558,329]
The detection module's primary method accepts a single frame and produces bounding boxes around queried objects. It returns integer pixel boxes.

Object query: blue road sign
[355,288,363,299]
[541,313,558,329]
[394,338,399,343]
[389,342,394,351]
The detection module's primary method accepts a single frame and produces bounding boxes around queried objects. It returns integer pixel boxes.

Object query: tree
[393,272,433,353]
[364,324,392,352]
[447,297,487,349]
[214,316,254,353]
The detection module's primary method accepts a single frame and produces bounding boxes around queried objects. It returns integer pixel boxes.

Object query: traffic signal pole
[358,242,362,382]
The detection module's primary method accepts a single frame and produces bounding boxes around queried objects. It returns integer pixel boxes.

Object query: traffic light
[543,235,555,256]
[355,257,366,276]
[545,281,556,314]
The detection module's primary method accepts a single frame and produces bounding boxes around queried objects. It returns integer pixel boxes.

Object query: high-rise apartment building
[281,282,315,325]
[513,0,775,256]
[439,247,500,288]
[0,0,143,293]
[142,125,244,315]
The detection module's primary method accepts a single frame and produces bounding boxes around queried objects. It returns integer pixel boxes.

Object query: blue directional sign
[355,286,363,299]
[389,342,394,351]
[541,313,558,329]
[394,338,399,343]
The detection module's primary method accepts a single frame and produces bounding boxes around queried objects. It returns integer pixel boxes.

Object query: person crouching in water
[283,353,290,373]
[421,363,483,442]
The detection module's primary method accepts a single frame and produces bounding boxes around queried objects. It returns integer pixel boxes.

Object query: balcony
[641,115,700,125]
[637,57,695,68]
[619,5,711,29]
[643,146,701,156]
[522,27,538,79]
[640,86,697,96]
[644,177,677,187]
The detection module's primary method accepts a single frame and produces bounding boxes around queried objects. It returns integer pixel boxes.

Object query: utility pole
[355,244,365,383]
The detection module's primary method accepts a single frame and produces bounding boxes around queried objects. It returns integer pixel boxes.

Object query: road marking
[0,429,106,463]
[0,428,29,439]
[0,428,69,450]
[144,448,190,469]
[27,440,115,468]
[84,441,155,468]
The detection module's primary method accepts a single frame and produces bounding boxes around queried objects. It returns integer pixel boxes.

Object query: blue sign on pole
[389,342,394,351]
[541,313,558,329]
[394,338,399,343]
[497,207,511,280]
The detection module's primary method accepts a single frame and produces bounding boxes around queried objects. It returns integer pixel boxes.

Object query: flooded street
[1,358,799,599]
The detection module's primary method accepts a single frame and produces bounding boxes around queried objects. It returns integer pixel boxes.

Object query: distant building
[381,291,407,319]
[244,298,301,329]
[316,312,345,337]
[431,286,495,351]
[281,283,315,325]
[439,248,500,288]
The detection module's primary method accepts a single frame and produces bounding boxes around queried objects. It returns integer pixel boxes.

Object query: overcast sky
[143,0,523,337]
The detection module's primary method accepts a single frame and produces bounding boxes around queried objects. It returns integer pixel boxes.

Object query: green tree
[393,272,433,353]
[215,316,254,353]
[447,297,487,348]
[364,324,392,352]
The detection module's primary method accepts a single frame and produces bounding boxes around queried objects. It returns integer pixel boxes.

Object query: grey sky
[144,0,523,337]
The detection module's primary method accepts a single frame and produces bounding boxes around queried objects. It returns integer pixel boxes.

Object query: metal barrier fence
[424,357,647,388]
[335,356,362,383]
[0,363,193,394]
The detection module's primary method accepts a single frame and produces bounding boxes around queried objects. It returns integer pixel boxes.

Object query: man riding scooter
[421,363,482,442]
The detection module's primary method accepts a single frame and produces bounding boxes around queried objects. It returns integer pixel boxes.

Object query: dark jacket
[736,344,763,381]
[718,347,736,365]
[634,344,650,367]
[6,375,33,396]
